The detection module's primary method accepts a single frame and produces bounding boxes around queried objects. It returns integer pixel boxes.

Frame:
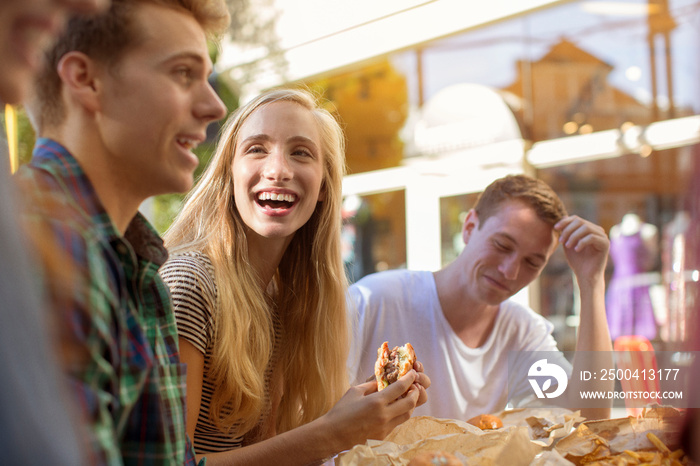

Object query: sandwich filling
[375,341,415,391]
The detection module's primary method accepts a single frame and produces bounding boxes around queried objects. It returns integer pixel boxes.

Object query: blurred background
[4,0,699,357]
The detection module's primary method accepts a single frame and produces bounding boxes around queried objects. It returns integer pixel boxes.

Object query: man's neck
[433,265,500,349]
[43,126,142,235]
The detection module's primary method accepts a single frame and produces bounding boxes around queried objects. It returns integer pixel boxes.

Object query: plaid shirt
[16,139,200,465]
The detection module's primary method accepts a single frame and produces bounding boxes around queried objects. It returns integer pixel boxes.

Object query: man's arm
[555,215,614,420]
[62,231,125,464]
[16,165,124,462]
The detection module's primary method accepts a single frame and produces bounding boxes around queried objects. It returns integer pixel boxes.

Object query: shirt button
[116,244,128,255]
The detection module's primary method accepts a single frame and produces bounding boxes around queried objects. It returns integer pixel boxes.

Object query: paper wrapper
[553,405,686,465]
[497,407,585,447]
[335,416,543,465]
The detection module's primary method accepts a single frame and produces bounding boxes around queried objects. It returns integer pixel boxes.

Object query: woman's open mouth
[256,191,297,211]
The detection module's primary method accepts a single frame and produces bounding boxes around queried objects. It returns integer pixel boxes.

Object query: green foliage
[1,105,36,167]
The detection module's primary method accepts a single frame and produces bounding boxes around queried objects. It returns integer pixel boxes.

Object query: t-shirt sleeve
[161,253,217,354]
[503,302,573,407]
[346,283,369,385]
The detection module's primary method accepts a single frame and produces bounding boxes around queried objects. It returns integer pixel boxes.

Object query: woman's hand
[413,360,430,407]
[320,370,420,453]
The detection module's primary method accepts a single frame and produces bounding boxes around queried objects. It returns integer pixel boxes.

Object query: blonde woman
[162,88,429,465]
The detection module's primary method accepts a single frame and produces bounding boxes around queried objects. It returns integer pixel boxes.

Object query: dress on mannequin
[606,213,659,341]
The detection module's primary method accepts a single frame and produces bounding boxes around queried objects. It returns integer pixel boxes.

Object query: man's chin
[169,175,195,195]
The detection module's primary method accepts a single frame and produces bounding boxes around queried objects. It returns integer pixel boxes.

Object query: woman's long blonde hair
[164,88,349,437]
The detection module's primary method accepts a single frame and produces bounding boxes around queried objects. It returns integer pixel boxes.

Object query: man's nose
[194,82,227,124]
[499,255,520,280]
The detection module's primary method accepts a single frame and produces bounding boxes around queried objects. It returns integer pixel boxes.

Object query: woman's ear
[56,51,101,113]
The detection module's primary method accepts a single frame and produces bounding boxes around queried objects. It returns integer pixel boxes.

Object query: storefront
[226,0,700,352]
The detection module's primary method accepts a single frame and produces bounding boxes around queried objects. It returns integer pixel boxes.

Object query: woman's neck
[247,234,293,288]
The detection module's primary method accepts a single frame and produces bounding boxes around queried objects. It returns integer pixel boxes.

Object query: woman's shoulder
[161,250,217,300]
[163,250,214,277]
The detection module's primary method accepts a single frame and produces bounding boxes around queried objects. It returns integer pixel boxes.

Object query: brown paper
[554,406,686,465]
[336,416,543,466]
[496,407,584,446]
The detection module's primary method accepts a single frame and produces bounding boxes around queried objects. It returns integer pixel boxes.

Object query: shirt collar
[32,138,107,221]
[32,138,168,266]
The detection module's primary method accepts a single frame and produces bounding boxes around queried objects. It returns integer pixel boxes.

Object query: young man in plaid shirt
[16,0,228,463]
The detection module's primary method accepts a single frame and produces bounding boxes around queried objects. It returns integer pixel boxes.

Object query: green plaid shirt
[16,139,200,465]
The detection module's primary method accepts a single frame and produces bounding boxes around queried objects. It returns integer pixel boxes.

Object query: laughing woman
[161,88,428,465]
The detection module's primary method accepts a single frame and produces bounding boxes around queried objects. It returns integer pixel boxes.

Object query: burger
[374,341,416,391]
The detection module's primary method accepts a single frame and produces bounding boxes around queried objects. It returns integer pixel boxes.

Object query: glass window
[304,0,699,351]
[342,190,406,283]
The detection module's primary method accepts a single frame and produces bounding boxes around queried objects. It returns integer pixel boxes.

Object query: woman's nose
[263,151,292,181]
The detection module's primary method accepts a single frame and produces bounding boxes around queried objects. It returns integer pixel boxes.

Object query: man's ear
[462,209,479,244]
[56,51,101,113]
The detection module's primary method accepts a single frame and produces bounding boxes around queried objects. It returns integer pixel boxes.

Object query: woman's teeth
[258,192,296,203]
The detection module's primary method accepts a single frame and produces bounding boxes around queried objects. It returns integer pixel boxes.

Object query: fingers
[416,370,431,390]
[555,216,607,252]
[378,370,417,400]
[413,360,431,389]
[411,382,429,407]
[385,381,420,419]
[356,380,379,396]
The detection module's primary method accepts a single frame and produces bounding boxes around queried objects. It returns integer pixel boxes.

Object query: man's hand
[554,215,609,286]
[556,215,613,420]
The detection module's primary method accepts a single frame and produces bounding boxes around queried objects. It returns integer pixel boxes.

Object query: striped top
[161,251,282,454]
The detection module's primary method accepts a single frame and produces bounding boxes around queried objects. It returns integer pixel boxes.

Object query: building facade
[223,0,700,352]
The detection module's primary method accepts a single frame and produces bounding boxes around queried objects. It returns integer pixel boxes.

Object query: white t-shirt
[347,269,568,421]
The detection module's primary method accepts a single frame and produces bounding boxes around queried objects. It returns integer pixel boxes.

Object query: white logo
[528,359,568,399]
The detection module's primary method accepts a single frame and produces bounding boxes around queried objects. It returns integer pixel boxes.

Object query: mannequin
[606,212,659,341]
[661,211,692,344]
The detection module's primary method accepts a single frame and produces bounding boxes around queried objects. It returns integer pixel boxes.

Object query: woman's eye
[293,148,313,158]
[247,145,266,154]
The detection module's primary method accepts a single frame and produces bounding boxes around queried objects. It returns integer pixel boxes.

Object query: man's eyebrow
[164,51,205,63]
[162,52,213,72]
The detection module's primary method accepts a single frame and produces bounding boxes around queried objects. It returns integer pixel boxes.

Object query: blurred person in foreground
[14,0,229,463]
[161,88,430,465]
[348,174,613,421]
[1,0,107,463]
